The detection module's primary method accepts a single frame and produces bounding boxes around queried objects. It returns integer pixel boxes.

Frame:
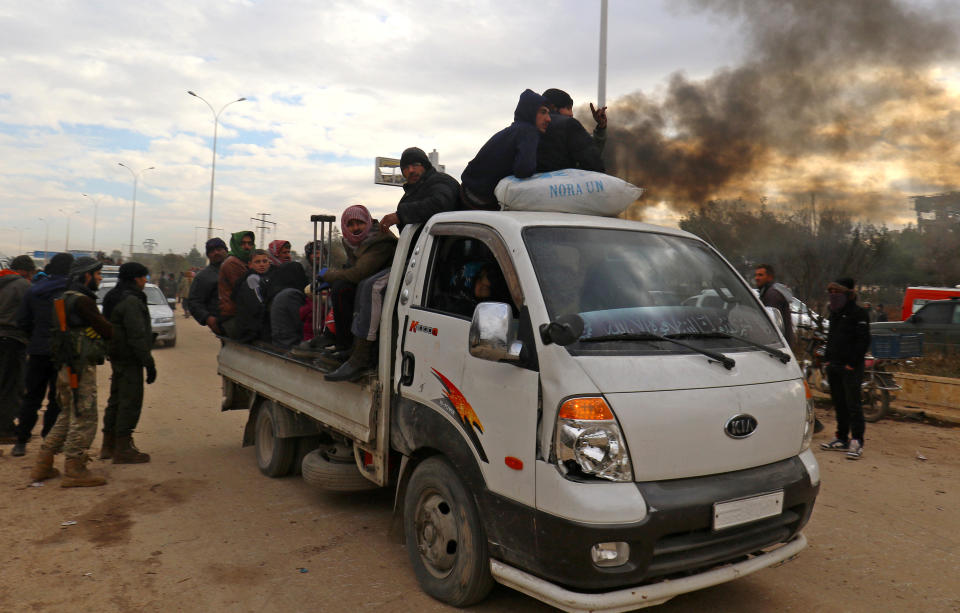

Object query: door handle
[400,352,415,387]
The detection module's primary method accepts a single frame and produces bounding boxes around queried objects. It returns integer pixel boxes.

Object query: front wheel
[403,456,493,607]
[862,384,890,423]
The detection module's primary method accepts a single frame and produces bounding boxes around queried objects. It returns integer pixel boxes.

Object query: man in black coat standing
[754,264,794,346]
[820,277,871,460]
[187,237,228,334]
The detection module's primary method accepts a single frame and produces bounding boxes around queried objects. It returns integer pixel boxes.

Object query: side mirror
[469,302,521,362]
[539,313,584,346]
[765,306,785,333]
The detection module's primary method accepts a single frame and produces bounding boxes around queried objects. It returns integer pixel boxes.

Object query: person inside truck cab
[535,88,606,174]
[435,262,509,319]
[460,89,551,210]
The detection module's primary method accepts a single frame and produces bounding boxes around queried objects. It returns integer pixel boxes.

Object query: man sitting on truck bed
[324,147,462,381]
[313,205,397,356]
[460,89,551,209]
[217,231,255,339]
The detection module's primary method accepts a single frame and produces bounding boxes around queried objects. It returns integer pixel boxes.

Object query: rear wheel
[254,401,296,477]
[862,385,890,423]
[403,456,493,607]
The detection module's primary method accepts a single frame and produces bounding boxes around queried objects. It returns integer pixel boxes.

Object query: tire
[254,402,296,477]
[301,447,379,492]
[167,337,177,348]
[862,386,890,423]
[403,456,493,607]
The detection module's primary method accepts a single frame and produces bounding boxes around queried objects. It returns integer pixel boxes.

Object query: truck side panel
[218,341,376,442]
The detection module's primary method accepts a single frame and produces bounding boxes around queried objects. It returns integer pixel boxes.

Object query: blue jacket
[461,89,548,204]
[17,275,69,355]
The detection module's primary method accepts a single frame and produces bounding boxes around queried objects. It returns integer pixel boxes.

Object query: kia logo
[725,414,758,439]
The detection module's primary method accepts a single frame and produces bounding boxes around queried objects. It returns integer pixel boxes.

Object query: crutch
[310,214,336,339]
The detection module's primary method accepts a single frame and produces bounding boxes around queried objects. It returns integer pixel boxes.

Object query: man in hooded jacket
[100,262,156,464]
[460,89,552,209]
[12,253,74,456]
[218,231,255,338]
[188,237,228,334]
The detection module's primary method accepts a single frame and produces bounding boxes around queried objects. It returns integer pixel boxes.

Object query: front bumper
[491,534,807,613]
[484,456,817,592]
[152,324,176,342]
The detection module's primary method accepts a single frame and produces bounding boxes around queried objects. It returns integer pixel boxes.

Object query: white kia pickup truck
[218,210,820,612]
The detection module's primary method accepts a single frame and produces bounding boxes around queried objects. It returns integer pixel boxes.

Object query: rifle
[53,298,79,389]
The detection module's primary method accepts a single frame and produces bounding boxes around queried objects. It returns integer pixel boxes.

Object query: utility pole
[143,238,158,254]
[251,212,276,248]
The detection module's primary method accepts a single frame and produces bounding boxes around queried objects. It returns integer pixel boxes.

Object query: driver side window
[425,236,512,319]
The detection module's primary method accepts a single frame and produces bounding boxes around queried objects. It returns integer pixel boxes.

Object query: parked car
[871,298,960,353]
[900,286,960,321]
[100,264,120,281]
[96,280,177,347]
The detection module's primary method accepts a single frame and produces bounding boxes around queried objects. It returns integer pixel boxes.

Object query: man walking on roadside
[100,262,156,464]
[12,254,73,456]
[31,257,112,486]
[188,237,228,334]
[0,255,36,442]
[820,277,871,460]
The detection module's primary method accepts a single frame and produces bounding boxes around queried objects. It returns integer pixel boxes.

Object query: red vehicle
[901,286,960,321]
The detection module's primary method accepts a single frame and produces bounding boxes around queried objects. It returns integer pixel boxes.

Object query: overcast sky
[0,0,752,258]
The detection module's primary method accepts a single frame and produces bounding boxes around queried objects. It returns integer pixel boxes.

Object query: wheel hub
[415,491,458,577]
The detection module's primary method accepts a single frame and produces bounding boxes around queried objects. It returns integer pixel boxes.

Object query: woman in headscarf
[267,240,291,267]
[317,205,397,353]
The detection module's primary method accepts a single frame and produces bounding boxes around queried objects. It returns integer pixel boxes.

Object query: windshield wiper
[581,333,736,370]
[665,332,791,364]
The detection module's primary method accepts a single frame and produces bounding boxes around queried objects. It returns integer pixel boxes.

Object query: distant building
[912,192,960,233]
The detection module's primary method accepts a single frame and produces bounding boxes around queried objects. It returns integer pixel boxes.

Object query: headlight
[154,317,174,324]
[553,397,633,482]
[801,380,814,451]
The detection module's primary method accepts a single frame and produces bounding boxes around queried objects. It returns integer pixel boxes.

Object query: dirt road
[1,319,958,612]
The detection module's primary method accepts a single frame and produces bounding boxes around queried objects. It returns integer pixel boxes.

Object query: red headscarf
[267,240,291,266]
[341,205,372,246]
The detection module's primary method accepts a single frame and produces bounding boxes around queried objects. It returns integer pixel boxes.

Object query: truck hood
[573,351,806,481]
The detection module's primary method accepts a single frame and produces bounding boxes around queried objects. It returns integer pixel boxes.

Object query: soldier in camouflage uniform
[30,257,113,487]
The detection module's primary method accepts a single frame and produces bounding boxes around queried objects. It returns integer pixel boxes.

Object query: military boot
[61,455,107,488]
[324,339,375,382]
[113,435,150,464]
[99,431,116,460]
[29,448,61,482]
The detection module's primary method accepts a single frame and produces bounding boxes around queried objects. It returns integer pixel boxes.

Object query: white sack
[494,170,643,217]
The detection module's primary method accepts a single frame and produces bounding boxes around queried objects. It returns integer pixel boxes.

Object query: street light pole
[188,91,247,241]
[598,0,608,108]
[37,217,49,266]
[58,208,72,252]
[82,193,102,255]
[118,163,155,260]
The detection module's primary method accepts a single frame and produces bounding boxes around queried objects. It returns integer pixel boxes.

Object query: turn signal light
[558,397,614,421]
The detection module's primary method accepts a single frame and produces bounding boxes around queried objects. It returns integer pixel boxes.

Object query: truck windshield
[523,227,781,355]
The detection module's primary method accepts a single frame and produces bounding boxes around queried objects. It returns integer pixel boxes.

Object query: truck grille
[645,506,803,579]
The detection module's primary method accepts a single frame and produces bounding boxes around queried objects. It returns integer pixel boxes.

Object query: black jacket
[536,113,605,173]
[759,282,794,345]
[187,261,221,326]
[16,275,69,355]
[103,285,154,367]
[825,300,871,368]
[461,89,546,203]
[397,166,461,229]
